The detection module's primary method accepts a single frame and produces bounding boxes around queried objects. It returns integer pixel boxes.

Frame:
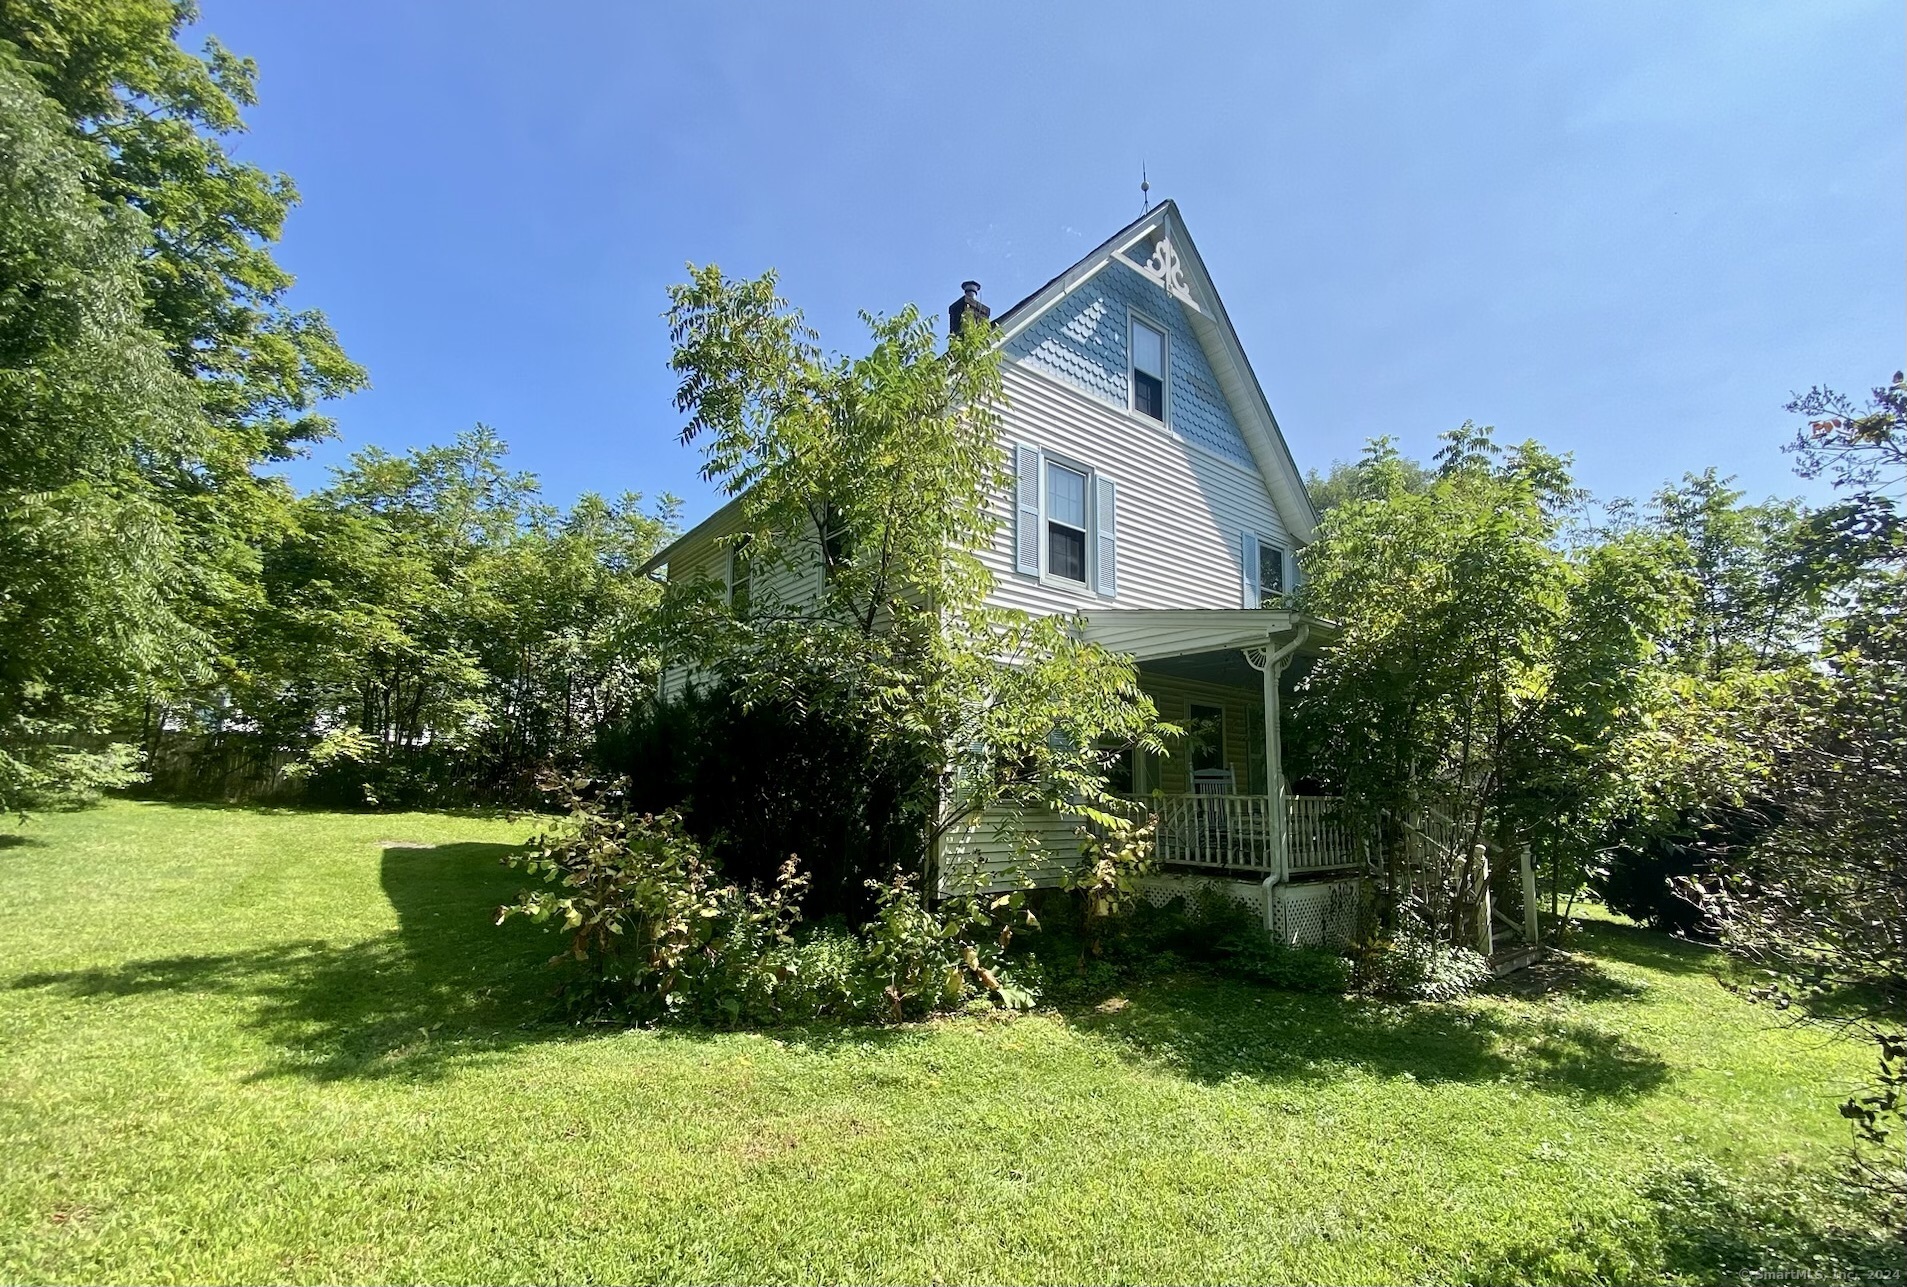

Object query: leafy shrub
[1357,930,1492,1002]
[1031,884,1353,998]
[859,871,1033,1020]
[1595,805,1773,936]
[0,731,145,815]
[1062,806,1156,960]
[499,778,809,1022]
[499,774,1030,1025]
[603,682,932,921]
[1222,939,1355,993]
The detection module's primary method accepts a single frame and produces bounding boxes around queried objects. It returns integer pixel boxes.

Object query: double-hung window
[727,536,754,616]
[1013,445,1118,597]
[1241,532,1286,607]
[1130,316,1166,421]
[1045,460,1088,584]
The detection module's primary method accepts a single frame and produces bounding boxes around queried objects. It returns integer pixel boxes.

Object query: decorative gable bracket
[1138,234,1202,313]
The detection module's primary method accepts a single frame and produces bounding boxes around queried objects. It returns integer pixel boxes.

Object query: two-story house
[643,201,1361,944]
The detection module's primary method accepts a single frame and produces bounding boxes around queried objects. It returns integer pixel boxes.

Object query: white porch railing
[1150,793,1361,879]
[1154,793,1273,872]
[1288,796,1359,876]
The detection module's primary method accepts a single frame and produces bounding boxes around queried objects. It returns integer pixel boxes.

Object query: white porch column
[1263,648,1287,885]
[1248,625,1308,886]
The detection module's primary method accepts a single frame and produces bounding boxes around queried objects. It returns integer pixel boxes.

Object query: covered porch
[1079,608,1358,885]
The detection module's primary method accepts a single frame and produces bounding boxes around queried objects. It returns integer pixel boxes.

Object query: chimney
[948,280,990,342]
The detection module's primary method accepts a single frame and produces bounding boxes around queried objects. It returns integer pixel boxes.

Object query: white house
[642,201,1361,945]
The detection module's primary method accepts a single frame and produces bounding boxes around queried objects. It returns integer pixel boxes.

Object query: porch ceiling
[1141,649,1263,687]
[1076,608,1337,665]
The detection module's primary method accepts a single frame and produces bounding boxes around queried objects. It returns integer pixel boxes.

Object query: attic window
[1130,317,1165,421]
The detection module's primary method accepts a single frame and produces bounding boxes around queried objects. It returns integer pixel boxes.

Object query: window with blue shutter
[1014,445,1118,597]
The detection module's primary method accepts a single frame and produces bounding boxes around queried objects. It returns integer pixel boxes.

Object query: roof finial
[1140,162,1151,213]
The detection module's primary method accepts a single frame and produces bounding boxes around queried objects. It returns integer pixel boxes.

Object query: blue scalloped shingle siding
[1004,259,1255,468]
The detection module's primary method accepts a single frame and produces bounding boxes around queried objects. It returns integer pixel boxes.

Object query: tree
[1592,471,1828,931]
[1696,375,1907,1218]
[0,0,366,459]
[1303,442,1430,519]
[0,51,206,810]
[1290,427,1741,941]
[213,428,675,806]
[0,2,369,804]
[1640,470,1824,672]
[654,267,1169,903]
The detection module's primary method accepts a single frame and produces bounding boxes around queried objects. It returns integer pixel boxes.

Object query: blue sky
[195,1,1903,525]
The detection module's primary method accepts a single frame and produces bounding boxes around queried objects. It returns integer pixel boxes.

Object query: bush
[1596,805,1773,936]
[0,734,144,814]
[1032,885,1353,998]
[499,774,1029,1025]
[859,870,1034,1019]
[1357,929,1492,1002]
[602,682,932,921]
[1222,939,1355,993]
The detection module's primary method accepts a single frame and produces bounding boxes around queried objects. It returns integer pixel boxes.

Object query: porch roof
[1075,608,1338,664]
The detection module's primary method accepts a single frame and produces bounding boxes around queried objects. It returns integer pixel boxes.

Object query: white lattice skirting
[1268,879,1365,947]
[1130,873,1367,948]
[1133,873,1267,917]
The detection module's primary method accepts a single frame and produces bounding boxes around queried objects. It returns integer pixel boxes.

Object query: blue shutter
[1014,445,1042,576]
[1240,531,1260,608]
[1095,475,1118,597]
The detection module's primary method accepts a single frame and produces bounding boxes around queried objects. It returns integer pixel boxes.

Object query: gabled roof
[638,200,1319,577]
[992,199,1320,543]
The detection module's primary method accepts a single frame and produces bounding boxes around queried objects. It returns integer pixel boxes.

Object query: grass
[0,800,1895,1284]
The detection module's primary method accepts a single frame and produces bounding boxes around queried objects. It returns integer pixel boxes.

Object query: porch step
[1489,943,1545,976]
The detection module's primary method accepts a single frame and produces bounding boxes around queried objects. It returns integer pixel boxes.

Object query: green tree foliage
[1628,467,1853,674]
[0,0,366,459]
[1697,375,1906,1217]
[1302,442,1430,519]
[0,51,207,809]
[199,428,676,805]
[0,3,367,806]
[1592,470,1829,931]
[1290,427,1757,940]
[608,682,928,921]
[656,267,1170,896]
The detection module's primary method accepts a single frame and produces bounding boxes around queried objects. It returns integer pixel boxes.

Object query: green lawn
[0,801,1891,1284]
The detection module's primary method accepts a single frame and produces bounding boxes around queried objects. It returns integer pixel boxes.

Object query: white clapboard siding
[655,512,829,701]
[937,805,1083,894]
[981,363,1294,618]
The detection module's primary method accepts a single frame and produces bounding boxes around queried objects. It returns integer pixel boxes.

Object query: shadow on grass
[11,839,936,1079]
[9,842,591,1081]
[1065,973,1671,1099]
[1472,1159,1904,1285]
[10,840,1680,1096]
[118,796,527,821]
[1485,949,1649,1003]
[1564,919,1718,978]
